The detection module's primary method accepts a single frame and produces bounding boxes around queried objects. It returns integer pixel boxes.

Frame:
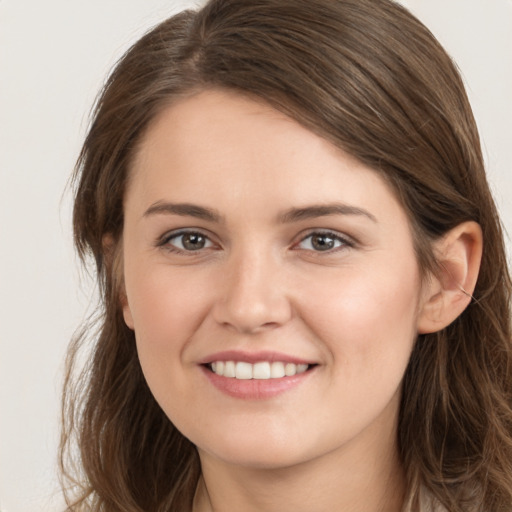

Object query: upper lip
[198,350,316,365]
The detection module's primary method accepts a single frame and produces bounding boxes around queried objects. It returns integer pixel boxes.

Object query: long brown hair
[62,0,512,510]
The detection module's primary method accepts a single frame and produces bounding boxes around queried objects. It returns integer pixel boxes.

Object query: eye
[296,231,351,252]
[161,230,215,252]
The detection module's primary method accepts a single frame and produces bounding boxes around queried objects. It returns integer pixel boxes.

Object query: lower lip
[201,365,314,399]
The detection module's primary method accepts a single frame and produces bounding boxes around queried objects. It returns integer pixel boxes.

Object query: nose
[212,249,293,334]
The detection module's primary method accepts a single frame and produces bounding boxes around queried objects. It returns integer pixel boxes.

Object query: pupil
[183,233,205,250]
[312,234,334,251]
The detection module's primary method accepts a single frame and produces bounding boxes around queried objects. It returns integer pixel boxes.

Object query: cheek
[299,259,421,369]
[124,263,212,363]
[124,265,216,422]
[300,262,421,437]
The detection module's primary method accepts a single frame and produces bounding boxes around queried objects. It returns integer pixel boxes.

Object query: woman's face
[122,89,428,470]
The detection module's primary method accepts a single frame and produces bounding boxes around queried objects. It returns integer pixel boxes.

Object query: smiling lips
[202,353,315,399]
[210,360,310,379]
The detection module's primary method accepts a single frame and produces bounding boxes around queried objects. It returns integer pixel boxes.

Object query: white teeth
[284,363,296,376]
[297,364,308,374]
[235,362,253,380]
[210,360,310,379]
[270,361,285,378]
[253,362,271,379]
[224,361,236,378]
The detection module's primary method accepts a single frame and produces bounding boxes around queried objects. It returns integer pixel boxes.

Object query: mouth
[206,360,315,380]
[199,351,318,398]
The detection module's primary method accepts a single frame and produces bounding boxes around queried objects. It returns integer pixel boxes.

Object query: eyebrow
[143,201,223,223]
[143,201,377,224]
[278,203,377,223]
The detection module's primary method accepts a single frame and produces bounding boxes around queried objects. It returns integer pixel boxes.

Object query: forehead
[132,88,345,176]
[127,89,408,228]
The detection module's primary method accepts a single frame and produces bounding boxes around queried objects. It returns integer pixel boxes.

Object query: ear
[103,234,135,330]
[417,221,483,334]
[122,296,135,330]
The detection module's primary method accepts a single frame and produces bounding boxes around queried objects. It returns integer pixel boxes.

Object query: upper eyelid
[157,228,216,246]
[294,228,355,246]
[156,227,355,249]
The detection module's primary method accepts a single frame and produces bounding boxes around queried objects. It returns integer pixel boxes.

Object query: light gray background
[1,1,510,510]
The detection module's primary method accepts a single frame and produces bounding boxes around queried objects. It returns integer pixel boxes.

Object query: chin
[203,446,309,471]
[194,425,325,471]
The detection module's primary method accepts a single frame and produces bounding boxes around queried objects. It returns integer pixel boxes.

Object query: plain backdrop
[1,1,511,510]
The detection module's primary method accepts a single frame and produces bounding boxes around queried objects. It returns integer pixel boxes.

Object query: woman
[61,0,512,510]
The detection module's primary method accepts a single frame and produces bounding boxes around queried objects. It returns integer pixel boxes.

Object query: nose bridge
[213,243,291,333]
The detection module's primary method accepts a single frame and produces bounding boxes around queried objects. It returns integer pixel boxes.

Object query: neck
[193,418,405,512]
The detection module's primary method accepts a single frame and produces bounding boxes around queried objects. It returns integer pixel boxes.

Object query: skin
[121,89,443,512]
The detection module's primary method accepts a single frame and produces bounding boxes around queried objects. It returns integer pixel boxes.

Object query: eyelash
[293,230,354,253]
[156,229,354,255]
[157,230,215,254]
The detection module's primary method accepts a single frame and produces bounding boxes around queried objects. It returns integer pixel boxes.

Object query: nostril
[213,294,292,334]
